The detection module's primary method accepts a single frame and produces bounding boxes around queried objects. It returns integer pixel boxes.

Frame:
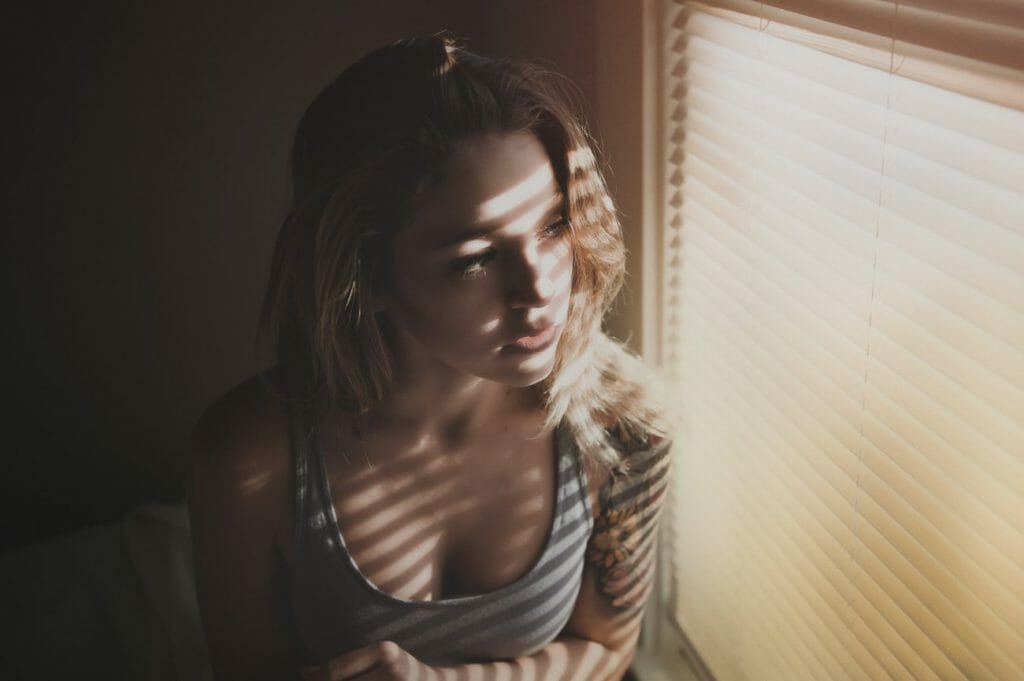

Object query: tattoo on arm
[586,438,672,613]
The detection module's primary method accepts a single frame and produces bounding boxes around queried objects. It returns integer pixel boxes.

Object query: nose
[505,243,557,309]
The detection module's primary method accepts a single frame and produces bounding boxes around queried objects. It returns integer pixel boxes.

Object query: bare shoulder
[191,369,288,462]
[187,369,293,549]
[560,427,673,645]
[580,426,672,523]
[186,368,302,678]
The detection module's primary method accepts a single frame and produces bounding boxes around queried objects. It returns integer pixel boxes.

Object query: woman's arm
[186,381,301,681]
[437,637,626,680]
[305,637,621,681]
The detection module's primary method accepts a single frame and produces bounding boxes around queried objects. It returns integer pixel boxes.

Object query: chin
[491,355,558,387]
[501,372,551,389]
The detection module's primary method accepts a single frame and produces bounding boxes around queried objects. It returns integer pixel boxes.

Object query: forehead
[400,131,561,249]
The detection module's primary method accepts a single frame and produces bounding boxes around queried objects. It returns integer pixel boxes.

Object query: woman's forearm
[430,636,630,681]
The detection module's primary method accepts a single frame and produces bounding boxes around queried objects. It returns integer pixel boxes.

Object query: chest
[322,424,580,601]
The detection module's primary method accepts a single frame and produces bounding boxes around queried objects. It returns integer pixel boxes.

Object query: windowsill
[631,648,700,681]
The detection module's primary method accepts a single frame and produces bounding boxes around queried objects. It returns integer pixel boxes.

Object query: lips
[505,324,558,352]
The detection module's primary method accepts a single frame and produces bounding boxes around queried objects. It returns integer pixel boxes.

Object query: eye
[452,250,495,279]
[541,217,572,239]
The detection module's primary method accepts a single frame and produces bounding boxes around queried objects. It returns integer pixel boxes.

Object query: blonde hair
[259,34,673,474]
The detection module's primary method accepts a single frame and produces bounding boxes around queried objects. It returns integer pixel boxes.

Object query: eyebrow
[431,193,566,252]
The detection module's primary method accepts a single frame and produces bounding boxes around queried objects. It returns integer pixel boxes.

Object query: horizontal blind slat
[688,267,865,503]
[688,52,1024,199]
[858,412,1024,627]
[902,0,1024,29]
[844,526,988,680]
[872,271,1024,400]
[685,126,880,259]
[687,0,1024,109]
[687,71,1024,241]
[852,479,1023,678]
[686,13,1024,149]
[862,335,1024,509]
[694,348,916,680]
[877,180,1024,284]
[688,200,1024,569]
[684,162,876,326]
[739,330,1024,677]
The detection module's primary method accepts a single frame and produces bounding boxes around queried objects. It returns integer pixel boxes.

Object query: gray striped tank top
[284,404,595,666]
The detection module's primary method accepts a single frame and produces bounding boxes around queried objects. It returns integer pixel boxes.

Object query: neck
[369,380,512,435]
[357,365,544,452]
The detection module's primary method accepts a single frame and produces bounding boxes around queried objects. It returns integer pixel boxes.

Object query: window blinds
[660,1,1024,680]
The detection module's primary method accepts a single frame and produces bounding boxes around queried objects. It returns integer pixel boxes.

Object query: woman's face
[381,131,574,388]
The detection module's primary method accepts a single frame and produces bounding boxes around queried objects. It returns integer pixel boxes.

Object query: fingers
[301,641,406,681]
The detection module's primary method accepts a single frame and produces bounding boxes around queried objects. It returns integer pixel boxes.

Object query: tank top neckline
[307,416,569,608]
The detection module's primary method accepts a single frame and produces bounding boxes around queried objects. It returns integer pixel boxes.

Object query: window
[640,1,1024,679]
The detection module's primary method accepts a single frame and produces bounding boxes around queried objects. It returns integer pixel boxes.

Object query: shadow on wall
[2,1,597,552]
[2,1,488,552]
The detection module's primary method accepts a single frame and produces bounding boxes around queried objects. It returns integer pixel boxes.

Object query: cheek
[391,266,503,342]
[556,240,575,288]
[542,238,575,304]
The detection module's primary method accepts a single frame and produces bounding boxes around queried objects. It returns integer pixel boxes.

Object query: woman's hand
[301,641,438,681]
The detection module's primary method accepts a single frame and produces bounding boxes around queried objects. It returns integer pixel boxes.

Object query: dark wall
[3,2,600,551]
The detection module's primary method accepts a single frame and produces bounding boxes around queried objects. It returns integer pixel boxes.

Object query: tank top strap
[560,421,595,530]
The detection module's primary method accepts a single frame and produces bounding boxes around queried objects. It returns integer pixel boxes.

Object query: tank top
[283,403,595,666]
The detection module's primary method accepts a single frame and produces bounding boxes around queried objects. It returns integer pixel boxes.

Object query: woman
[187,34,674,681]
